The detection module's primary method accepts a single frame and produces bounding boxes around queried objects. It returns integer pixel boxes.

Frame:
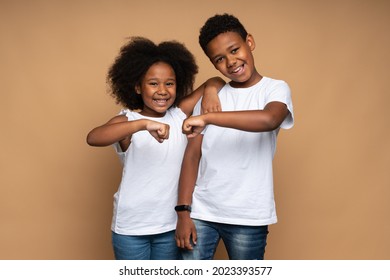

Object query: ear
[135,84,141,95]
[246,34,256,51]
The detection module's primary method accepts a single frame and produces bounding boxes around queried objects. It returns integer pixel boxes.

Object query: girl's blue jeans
[112,230,180,260]
[180,219,269,260]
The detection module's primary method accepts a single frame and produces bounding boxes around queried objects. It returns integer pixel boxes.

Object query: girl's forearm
[87,119,147,146]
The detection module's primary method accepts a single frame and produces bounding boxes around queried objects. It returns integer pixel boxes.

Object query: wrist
[136,119,149,131]
[177,210,191,219]
[143,119,157,132]
[175,204,191,212]
[202,112,213,125]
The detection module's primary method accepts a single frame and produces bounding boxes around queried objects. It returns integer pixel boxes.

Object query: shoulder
[107,109,139,124]
[106,114,129,125]
[262,77,290,91]
[167,106,187,120]
[116,108,141,121]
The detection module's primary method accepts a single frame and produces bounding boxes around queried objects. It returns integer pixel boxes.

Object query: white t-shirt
[191,77,294,226]
[111,107,187,235]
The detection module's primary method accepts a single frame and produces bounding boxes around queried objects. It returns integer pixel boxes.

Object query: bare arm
[182,101,289,138]
[179,77,225,117]
[86,115,170,150]
[175,135,203,250]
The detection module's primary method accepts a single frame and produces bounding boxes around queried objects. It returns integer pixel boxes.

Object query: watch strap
[174,205,192,212]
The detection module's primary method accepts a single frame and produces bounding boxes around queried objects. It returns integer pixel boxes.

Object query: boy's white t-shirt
[191,77,294,226]
[111,107,187,235]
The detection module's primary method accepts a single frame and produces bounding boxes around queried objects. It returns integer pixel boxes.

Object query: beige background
[1,0,389,260]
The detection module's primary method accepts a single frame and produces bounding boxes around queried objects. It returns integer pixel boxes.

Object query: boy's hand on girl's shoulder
[201,76,224,114]
[146,120,170,143]
[201,92,221,114]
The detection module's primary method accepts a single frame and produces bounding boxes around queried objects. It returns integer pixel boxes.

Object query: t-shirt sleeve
[112,109,132,164]
[192,98,202,117]
[266,80,294,129]
[171,106,187,121]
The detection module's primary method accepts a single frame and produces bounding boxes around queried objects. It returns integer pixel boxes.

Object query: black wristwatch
[174,205,192,212]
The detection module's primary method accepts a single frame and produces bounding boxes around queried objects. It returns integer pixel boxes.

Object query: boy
[175,14,294,260]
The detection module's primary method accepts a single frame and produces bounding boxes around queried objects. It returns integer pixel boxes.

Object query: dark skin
[175,32,290,250]
[87,62,224,151]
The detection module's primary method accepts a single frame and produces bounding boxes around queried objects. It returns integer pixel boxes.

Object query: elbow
[86,132,98,146]
[262,116,281,132]
[86,135,94,146]
[269,119,281,131]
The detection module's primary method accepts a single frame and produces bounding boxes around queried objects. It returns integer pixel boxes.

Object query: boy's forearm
[177,157,198,206]
[203,102,289,132]
[179,77,224,116]
[203,76,225,90]
[177,139,202,206]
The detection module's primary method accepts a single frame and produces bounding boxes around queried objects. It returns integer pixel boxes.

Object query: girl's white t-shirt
[191,77,294,226]
[111,107,187,235]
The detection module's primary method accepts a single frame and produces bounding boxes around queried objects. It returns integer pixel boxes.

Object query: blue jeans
[112,230,180,260]
[180,219,269,260]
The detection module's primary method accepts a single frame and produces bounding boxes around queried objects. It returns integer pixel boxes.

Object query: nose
[226,54,236,68]
[157,84,168,95]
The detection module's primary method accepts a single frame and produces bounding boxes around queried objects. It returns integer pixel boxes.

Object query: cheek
[212,62,223,71]
[167,88,177,100]
[213,61,222,69]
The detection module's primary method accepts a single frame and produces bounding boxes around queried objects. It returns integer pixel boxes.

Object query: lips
[230,64,244,75]
[153,99,169,106]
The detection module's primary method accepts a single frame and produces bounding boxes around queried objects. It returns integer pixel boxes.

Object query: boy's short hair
[199,13,248,54]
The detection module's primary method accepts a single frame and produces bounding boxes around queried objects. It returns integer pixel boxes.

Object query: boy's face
[206,31,260,88]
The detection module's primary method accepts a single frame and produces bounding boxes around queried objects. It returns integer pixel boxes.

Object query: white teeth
[154,99,168,105]
[233,66,242,73]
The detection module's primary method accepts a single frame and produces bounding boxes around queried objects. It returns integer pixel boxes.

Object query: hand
[175,214,197,250]
[201,92,221,114]
[201,77,224,114]
[146,121,170,143]
[182,115,207,138]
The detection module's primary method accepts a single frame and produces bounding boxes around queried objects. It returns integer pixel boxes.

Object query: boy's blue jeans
[112,230,180,260]
[180,219,269,260]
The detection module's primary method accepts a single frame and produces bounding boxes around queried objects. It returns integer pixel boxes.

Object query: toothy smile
[153,99,169,105]
[231,65,244,74]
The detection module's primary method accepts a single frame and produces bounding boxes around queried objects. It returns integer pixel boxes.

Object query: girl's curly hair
[107,37,198,110]
[199,13,248,55]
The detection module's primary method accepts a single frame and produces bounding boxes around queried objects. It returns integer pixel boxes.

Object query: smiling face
[206,31,262,88]
[136,62,177,117]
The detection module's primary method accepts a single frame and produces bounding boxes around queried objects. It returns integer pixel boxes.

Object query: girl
[87,37,224,260]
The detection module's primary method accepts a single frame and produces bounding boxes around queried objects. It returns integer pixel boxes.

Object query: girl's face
[206,31,261,88]
[136,62,176,117]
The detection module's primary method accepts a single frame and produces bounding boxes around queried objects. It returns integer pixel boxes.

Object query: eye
[148,82,158,86]
[231,48,239,54]
[166,82,175,87]
[215,57,224,64]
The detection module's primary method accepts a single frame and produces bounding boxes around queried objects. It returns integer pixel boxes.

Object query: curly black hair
[199,13,248,55]
[107,37,198,110]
